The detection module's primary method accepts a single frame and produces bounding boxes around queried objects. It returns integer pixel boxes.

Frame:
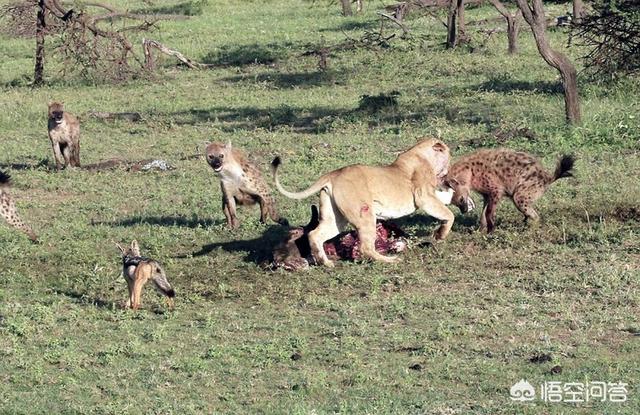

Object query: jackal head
[48,101,65,125]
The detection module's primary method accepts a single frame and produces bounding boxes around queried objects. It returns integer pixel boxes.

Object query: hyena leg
[222,197,239,229]
[62,144,74,168]
[0,191,37,241]
[308,190,346,267]
[483,195,500,233]
[51,142,65,170]
[258,195,288,226]
[70,142,80,167]
[513,186,544,224]
[257,196,271,224]
[221,183,239,229]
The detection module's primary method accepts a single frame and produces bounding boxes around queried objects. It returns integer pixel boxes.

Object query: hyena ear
[225,140,232,149]
[446,177,460,187]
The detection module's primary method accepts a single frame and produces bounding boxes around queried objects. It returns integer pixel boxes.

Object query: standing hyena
[0,170,37,241]
[445,149,575,232]
[47,101,81,170]
[205,141,288,229]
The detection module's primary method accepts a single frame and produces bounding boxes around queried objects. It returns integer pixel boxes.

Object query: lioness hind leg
[356,218,399,263]
[309,190,346,267]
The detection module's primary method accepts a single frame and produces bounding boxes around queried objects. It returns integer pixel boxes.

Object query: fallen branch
[88,111,142,121]
[377,11,410,36]
[142,38,214,70]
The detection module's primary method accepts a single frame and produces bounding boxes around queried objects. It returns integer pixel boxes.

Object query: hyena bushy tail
[552,155,576,182]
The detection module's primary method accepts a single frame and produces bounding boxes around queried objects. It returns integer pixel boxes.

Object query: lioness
[271,138,454,267]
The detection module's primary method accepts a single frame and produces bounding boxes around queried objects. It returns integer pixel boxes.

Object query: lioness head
[412,138,450,180]
[205,141,232,173]
[48,101,65,124]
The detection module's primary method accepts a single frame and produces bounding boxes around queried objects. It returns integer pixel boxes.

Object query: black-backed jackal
[116,240,175,310]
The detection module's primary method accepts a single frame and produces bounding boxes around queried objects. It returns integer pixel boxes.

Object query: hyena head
[205,141,233,173]
[48,101,65,124]
[445,173,474,213]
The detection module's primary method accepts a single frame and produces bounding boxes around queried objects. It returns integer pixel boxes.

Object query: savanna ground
[0,0,639,413]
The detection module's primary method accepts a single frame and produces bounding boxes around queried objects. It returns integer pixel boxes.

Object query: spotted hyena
[0,171,37,241]
[205,141,288,229]
[445,149,575,232]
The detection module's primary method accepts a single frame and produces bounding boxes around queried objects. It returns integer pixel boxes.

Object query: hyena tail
[0,170,11,187]
[552,155,576,182]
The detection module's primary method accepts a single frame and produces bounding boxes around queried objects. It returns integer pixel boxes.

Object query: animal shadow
[53,289,115,309]
[185,225,288,264]
[96,215,222,229]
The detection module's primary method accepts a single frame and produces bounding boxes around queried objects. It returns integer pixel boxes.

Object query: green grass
[0,0,639,413]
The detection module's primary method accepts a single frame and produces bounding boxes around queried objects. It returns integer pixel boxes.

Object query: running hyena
[446,149,575,232]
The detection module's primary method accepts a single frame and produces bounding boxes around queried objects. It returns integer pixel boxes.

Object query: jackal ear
[432,141,448,152]
[115,242,125,255]
[130,240,140,254]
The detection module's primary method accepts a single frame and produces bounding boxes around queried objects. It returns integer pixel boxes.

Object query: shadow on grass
[97,215,222,228]
[131,0,207,16]
[152,105,349,133]
[0,159,50,171]
[219,70,344,89]
[318,19,379,32]
[184,225,287,264]
[474,78,563,95]
[53,289,115,309]
[201,42,297,66]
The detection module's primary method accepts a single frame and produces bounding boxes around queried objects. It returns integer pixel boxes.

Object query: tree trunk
[34,0,46,86]
[515,0,581,124]
[572,0,585,23]
[506,11,521,54]
[489,0,521,54]
[457,0,466,42]
[446,0,457,48]
[340,0,353,16]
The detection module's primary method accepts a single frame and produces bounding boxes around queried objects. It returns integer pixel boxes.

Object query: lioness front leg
[418,194,455,240]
